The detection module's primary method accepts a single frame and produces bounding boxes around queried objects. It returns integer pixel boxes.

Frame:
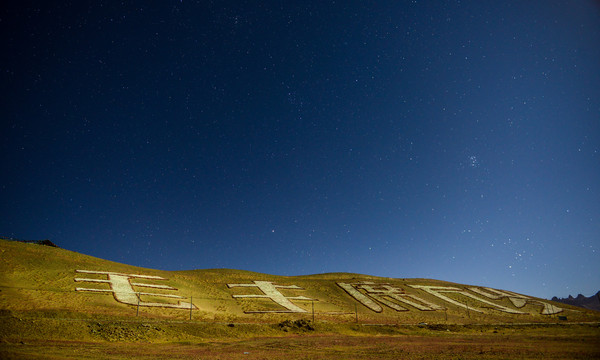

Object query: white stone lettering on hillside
[337,282,443,312]
[338,282,383,312]
[74,270,196,310]
[468,287,563,315]
[409,285,527,314]
[227,281,316,313]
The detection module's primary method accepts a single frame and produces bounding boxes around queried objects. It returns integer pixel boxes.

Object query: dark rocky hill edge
[1,237,59,247]
[551,291,600,311]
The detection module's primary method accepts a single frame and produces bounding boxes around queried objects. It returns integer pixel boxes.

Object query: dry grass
[2,239,600,359]
[2,325,599,360]
[2,239,599,326]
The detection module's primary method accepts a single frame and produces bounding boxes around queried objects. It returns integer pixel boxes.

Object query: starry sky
[1,1,599,299]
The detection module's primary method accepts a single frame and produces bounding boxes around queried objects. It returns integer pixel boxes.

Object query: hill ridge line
[2,239,599,325]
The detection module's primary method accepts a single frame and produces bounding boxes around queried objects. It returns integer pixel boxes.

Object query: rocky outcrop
[551,291,600,311]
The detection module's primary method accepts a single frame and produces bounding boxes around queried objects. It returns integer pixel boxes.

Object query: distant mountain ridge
[551,292,600,311]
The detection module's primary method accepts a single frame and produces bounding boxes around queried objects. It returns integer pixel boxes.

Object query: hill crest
[1,239,599,325]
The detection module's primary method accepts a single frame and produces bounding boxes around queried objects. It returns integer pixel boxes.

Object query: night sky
[2,1,599,299]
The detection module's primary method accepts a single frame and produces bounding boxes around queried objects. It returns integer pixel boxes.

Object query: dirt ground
[2,326,599,360]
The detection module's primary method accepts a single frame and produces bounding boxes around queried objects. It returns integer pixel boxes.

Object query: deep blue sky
[1,1,599,299]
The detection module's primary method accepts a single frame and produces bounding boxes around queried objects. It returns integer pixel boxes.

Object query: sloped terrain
[1,238,599,344]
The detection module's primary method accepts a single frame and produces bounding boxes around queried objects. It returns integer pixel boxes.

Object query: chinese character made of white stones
[468,286,563,315]
[74,270,196,310]
[227,280,316,313]
[337,281,443,312]
[408,285,562,314]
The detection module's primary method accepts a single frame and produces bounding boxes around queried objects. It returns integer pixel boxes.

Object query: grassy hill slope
[1,238,598,341]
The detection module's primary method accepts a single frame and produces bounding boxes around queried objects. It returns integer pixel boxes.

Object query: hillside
[1,238,599,343]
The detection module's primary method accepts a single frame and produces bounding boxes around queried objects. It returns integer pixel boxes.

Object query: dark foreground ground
[1,322,599,360]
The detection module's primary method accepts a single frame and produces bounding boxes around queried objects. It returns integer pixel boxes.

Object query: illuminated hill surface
[1,239,599,342]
